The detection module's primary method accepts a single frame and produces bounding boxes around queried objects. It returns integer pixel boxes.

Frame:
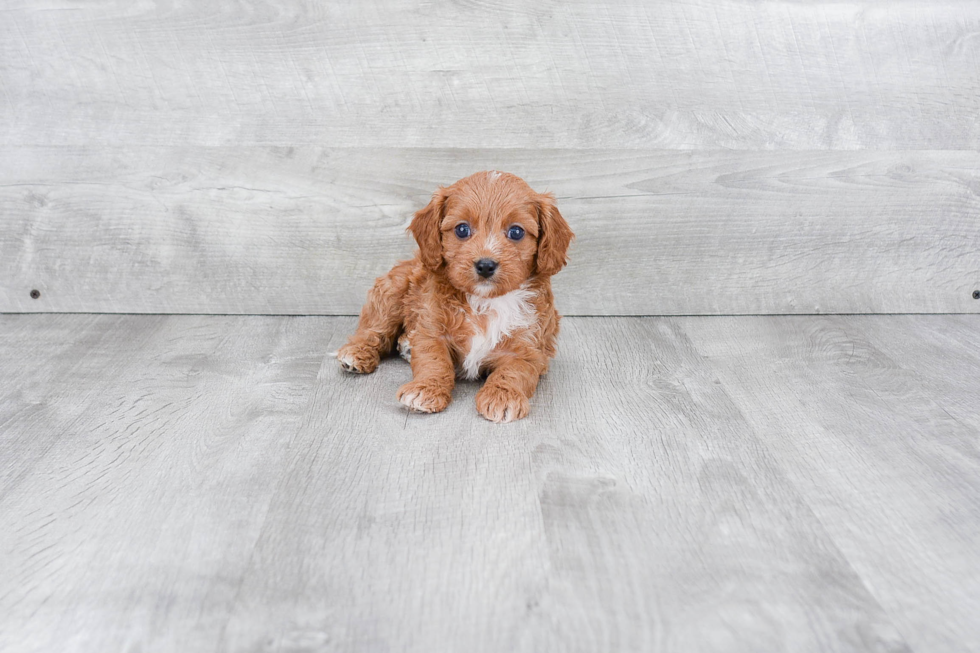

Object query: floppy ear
[535,192,574,277]
[409,188,448,271]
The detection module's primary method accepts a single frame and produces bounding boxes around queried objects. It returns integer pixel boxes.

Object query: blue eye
[454,223,471,239]
[507,225,525,241]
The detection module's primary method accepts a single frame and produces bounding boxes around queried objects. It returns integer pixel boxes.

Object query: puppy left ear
[409,187,448,271]
[535,192,574,277]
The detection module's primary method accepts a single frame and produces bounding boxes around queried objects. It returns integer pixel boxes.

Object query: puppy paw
[336,342,380,374]
[476,384,530,423]
[397,380,452,414]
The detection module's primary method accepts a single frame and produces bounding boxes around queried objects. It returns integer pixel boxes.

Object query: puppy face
[410,171,573,297]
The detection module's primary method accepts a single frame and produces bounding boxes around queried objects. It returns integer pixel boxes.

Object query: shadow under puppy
[336,171,574,423]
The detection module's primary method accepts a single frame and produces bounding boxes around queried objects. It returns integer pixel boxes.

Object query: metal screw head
[30,289,40,299]
[974,290,980,300]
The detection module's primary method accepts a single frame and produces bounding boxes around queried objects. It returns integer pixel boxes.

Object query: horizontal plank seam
[3,312,980,318]
[7,145,980,153]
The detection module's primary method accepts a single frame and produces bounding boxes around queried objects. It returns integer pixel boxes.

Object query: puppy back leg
[337,260,413,373]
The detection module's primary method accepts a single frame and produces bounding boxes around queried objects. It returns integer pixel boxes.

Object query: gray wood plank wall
[2,1,978,315]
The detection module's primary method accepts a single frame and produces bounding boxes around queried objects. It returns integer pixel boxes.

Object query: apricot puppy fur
[336,171,573,423]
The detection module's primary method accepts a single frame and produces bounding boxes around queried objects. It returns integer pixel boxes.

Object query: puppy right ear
[534,192,574,277]
[409,188,448,271]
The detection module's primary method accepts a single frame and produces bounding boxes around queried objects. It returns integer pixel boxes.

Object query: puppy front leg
[337,260,412,374]
[396,335,455,414]
[476,356,541,423]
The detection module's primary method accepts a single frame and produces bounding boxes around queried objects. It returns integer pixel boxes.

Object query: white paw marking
[337,352,357,371]
[399,391,434,413]
[399,391,418,407]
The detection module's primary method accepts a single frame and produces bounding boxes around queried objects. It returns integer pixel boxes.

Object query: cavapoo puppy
[336,171,573,423]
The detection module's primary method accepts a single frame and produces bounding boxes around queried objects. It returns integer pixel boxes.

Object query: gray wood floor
[1,314,978,653]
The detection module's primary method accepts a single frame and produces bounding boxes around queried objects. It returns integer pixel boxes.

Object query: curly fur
[336,171,574,423]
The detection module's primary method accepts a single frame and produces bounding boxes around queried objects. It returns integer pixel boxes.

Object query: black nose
[475,258,498,278]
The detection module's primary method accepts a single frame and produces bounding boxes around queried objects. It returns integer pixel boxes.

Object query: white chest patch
[462,286,536,380]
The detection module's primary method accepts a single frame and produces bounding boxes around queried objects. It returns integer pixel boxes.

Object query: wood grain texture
[0,314,169,497]
[0,314,338,653]
[7,314,980,652]
[2,1,979,149]
[219,317,909,653]
[681,315,980,653]
[3,147,978,315]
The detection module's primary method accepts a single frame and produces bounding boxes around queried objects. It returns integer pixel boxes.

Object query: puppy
[336,171,574,423]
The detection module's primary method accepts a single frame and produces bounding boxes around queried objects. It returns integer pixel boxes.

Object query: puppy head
[409,171,573,297]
